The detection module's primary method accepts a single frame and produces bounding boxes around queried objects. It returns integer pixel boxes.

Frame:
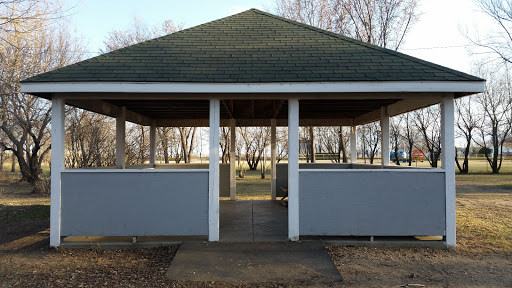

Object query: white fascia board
[299,169,445,173]
[62,169,209,173]
[20,81,485,94]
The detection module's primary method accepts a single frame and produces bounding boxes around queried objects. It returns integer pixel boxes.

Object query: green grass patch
[0,204,50,224]
[499,184,512,190]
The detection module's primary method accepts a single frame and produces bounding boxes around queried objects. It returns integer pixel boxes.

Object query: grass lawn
[0,160,511,287]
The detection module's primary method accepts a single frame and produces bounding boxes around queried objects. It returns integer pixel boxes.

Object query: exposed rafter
[66,99,153,126]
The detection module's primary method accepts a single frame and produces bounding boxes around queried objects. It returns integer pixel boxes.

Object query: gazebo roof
[20,9,484,127]
[23,9,481,84]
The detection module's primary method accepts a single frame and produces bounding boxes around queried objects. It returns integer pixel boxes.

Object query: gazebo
[21,9,484,248]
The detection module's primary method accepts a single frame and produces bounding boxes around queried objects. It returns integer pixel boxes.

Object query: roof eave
[20,81,485,98]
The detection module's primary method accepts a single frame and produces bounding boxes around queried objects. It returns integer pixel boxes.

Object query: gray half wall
[276,163,351,197]
[61,171,209,236]
[299,170,446,236]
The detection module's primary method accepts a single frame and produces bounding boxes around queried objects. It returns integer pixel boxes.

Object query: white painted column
[441,95,456,248]
[350,125,357,163]
[116,107,126,168]
[380,106,390,167]
[288,99,300,241]
[149,121,156,165]
[209,99,220,241]
[229,118,236,200]
[271,119,277,200]
[50,97,65,247]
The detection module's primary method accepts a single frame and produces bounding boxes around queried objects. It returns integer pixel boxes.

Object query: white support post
[149,121,156,165]
[271,119,277,200]
[50,97,65,247]
[209,99,220,241]
[116,107,126,169]
[441,95,456,248]
[380,106,390,167]
[229,118,236,200]
[288,99,300,241]
[350,125,357,163]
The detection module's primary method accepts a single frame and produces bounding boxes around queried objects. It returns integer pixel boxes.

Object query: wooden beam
[274,100,285,118]
[271,118,277,200]
[350,125,357,163]
[441,95,456,248]
[288,98,299,241]
[229,119,236,200]
[149,121,156,164]
[222,100,234,119]
[209,99,220,242]
[156,118,353,127]
[116,107,126,169]
[50,97,65,248]
[66,99,153,126]
[380,106,390,167]
[353,97,442,125]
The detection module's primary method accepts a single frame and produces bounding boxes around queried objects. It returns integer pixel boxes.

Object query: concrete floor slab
[220,200,287,242]
[165,241,343,284]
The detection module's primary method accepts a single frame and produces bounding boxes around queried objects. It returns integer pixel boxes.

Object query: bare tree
[102,16,183,52]
[299,127,312,162]
[65,108,116,168]
[0,0,65,36]
[274,0,340,31]
[414,106,441,168]
[466,0,512,64]
[317,126,348,163]
[273,0,420,50]
[276,127,288,163]
[474,69,512,173]
[390,117,403,165]
[178,127,196,163]
[400,112,418,166]
[239,127,270,170]
[358,122,380,164]
[219,127,230,163]
[124,124,150,165]
[455,95,481,173]
[0,1,83,183]
[157,127,182,163]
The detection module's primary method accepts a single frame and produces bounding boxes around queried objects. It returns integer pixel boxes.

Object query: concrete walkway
[166,241,343,284]
[220,200,287,242]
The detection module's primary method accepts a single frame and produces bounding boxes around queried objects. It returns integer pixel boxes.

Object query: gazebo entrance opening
[216,99,289,242]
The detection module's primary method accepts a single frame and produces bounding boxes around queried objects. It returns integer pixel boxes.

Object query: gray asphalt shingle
[22,9,482,83]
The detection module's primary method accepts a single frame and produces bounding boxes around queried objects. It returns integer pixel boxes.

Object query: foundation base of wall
[304,236,448,249]
[59,236,206,249]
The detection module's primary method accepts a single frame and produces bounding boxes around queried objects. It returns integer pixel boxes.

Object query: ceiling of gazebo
[99,99,400,121]
[62,95,438,127]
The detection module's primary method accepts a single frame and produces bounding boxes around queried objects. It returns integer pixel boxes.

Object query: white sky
[65,0,493,75]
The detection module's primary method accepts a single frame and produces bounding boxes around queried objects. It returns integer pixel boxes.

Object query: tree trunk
[309,126,315,163]
[0,149,3,172]
[11,152,15,172]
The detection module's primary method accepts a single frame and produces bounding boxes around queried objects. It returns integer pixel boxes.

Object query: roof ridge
[250,9,477,81]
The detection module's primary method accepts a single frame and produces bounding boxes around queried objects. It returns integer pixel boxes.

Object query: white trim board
[62,169,209,173]
[21,81,485,94]
[299,169,445,173]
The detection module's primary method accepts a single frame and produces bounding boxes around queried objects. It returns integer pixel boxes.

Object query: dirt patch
[0,245,180,288]
[326,246,512,287]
